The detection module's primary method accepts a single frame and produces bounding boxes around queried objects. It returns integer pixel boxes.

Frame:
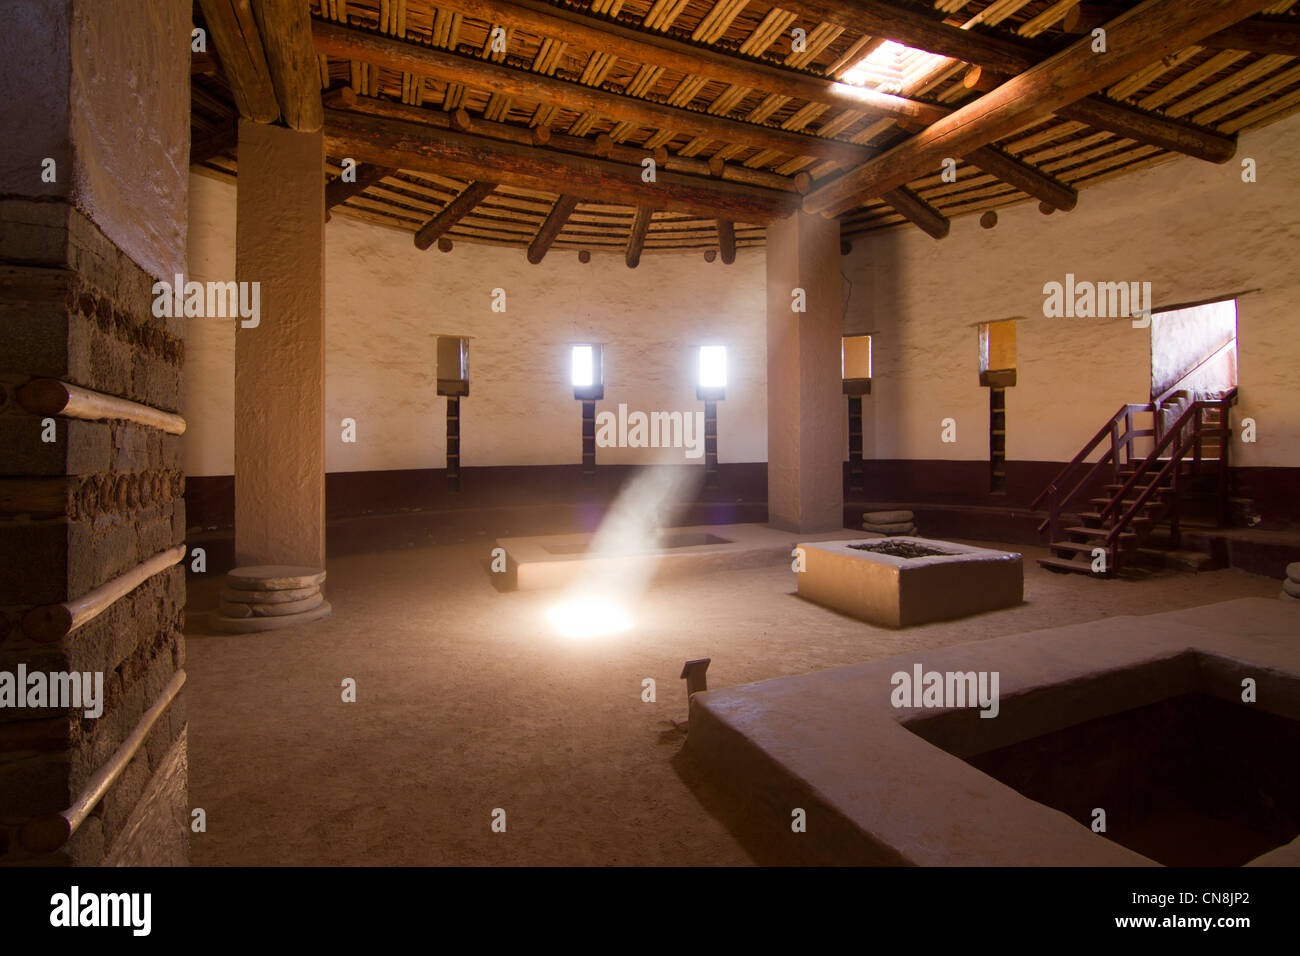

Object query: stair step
[1038,556,1109,576]
[1064,526,1137,542]
[1088,497,1162,509]
[1078,512,1152,525]
[1050,541,1112,555]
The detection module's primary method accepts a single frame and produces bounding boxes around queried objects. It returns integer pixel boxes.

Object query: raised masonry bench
[797,536,1024,627]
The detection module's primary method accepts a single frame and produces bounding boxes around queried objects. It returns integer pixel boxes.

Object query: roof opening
[840,40,949,94]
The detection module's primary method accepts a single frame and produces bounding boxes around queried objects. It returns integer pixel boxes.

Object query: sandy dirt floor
[182,537,1282,865]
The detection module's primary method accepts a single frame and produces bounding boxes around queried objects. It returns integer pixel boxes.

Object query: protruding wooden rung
[20,544,186,643]
[19,669,186,854]
[17,379,186,435]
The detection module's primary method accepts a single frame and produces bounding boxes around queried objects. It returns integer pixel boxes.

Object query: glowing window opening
[699,346,727,389]
[571,345,595,387]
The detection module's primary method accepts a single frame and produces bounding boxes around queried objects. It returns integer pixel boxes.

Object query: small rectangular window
[699,346,727,389]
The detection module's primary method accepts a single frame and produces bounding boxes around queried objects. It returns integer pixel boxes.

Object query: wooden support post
[446,396,460,491]
[703,400,719,488]
[581,400,596,482]
[847,395,864,495]
[197,0,280,123]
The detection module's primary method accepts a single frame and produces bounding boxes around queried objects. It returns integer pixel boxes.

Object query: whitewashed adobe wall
[844,111,1300,469]
[183,173,769,475]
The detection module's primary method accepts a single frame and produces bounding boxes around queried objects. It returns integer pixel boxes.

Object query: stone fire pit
[797,536,1023,627]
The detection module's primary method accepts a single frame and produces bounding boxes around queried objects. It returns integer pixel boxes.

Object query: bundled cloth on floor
[862,510,917,537]
[1282,562,1300,602]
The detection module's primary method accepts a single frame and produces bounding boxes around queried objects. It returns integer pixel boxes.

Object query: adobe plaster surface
[686,596,1300,866]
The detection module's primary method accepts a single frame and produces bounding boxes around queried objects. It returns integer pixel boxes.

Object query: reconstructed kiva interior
[4,0,1300,873]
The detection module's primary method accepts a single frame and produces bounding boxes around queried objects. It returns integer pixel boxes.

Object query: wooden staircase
[1031,389,1237,577]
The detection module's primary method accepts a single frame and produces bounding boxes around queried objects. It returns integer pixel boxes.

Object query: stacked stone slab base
[1282,563,1300,602]
[862,510,918,537]
[211,566,330,632]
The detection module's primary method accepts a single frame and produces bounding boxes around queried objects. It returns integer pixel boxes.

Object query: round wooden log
[79,478,99,519]
[21,544,187,643]
[449,107,472,132]
[21,669,186,853]
[980,210,999,229]
[138,474,153,507]
[794,172,812,195]
[0,477,77,517]
[594,132,614,157]
[703,248,717,262]
[578,249,591,263]
[437,237,454,252]
[16,379,186,435]
[114,475,130,511]
[531,124,551,146]
[1039,201,1056,215]
[19,814,70,855]
[963,65,983,89]
[323,85,358,109]
[125,475,141,510]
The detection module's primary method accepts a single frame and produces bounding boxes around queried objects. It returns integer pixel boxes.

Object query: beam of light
[545,465,704,639]
[546,597,632,640]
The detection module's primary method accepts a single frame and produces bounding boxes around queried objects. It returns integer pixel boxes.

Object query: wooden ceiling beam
[191,119,239,165]
[325,163,398,221]
[803,0,1276,217]
[249,0,325,132]
[1059,96,1237,164]
[414,181,498,250]
[312,21,869,166]
[324,108,798,224]
[423,0,949,126]
[967,146,1078,211]
[779,0,1240,164]
[716,220,737,264]
[1066,5,1300,56]
[882,187,949,239]
[625,208,655,269]
[772,0,1049,76]
[527,195,580,264]
[196,0,280,123]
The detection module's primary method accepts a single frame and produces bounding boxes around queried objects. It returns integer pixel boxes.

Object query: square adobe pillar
[766,211,843,533]
[234,120,326,569]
